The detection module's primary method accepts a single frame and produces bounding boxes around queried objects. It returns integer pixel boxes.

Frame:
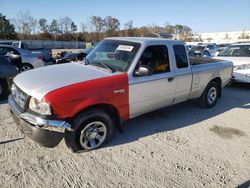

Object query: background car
[56,52,87,64]
[185,44,195,52]
[189,44,217,56]
[214,43,250,83]
[212,44,230,56]
[0,45,47,71]
[0,55,19,99]
[212,47,227,56]
[0,41,53,64]
[56,48,94,64]
[188,45,211,58]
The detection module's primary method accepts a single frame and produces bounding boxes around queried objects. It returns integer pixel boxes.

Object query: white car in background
[0,45,46,71]
[214,43,250,83]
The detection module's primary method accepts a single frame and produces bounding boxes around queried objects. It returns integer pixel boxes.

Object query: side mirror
[134,65,152,77]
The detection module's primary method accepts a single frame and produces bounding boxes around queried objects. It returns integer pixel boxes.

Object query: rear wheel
[199,82,219,108]
[21,64,33,72]
[65,108,114,152]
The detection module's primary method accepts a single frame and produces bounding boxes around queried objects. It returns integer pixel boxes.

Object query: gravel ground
[0,83,249,188]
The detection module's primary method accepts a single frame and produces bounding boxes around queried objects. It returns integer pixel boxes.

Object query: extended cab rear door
[128,44,176,118]
[172,44,193,103]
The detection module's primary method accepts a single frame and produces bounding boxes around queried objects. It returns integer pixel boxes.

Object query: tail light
[38,56,44,61]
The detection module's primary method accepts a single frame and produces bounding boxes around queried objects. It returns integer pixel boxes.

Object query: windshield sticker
[117,45,134,52]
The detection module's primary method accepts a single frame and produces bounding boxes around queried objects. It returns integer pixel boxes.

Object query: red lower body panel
[44,73,129,121]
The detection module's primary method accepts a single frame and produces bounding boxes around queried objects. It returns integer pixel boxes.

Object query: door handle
[168,77,174,82]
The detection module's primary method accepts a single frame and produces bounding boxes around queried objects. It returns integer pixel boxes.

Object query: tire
[21,63,33,72]
[65,108,114,152]
[199,82,219,108]
[0,80,8,99]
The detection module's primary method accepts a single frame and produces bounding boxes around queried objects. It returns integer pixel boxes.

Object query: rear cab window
[173,45,189,68]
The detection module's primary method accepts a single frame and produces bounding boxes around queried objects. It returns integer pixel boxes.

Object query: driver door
[128,45,176,118]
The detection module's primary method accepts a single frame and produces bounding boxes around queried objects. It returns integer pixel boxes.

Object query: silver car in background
[0,45,46,71]
[213,43,250,83]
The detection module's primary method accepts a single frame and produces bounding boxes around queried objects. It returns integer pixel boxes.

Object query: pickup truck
[8,37,233,152]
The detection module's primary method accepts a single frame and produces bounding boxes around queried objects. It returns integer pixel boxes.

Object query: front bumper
[8,94,71,148]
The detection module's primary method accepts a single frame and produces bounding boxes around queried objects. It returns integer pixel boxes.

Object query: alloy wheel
[79,121,107,150]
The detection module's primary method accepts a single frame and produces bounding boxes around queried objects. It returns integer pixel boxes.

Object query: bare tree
[39,18,48,33]
[49,19,60,40]
[30,18,37,34]
[124,20,133,30]
[58,16,73,40]
[124,20,134,36]
[59,16,73,34]
[80,22,86,33]
[164,23,175,35]
[90,16,104,32]
[90,16,105,40]
[147,23,164,33]
[103,16,120,37]
[12,11,36,36]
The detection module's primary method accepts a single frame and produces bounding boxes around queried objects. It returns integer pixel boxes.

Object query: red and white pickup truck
[8,37,233,152]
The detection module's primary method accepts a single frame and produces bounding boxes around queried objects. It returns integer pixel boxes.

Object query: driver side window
[136,45,170,75]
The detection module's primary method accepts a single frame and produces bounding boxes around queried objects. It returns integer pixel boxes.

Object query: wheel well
[22,63,34,68]
[71,104,123,132]
[0,78,9,96]
[210,77,222,97]
[0,78,8,87]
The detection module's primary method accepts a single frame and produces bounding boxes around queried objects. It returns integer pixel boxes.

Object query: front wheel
[65,109,114,152]
[199,82,219,108]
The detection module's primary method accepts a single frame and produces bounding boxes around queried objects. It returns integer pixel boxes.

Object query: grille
[11,84,28,110]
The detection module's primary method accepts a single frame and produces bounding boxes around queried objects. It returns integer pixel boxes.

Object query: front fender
[44,73,129,121]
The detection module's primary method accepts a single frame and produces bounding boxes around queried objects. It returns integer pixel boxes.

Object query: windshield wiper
[92,61,116,73]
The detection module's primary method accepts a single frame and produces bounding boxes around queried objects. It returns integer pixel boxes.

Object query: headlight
[29,97,52,115]
[234,64,250,71]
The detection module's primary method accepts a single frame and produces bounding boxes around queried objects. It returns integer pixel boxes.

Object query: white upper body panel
[14,63,111,100]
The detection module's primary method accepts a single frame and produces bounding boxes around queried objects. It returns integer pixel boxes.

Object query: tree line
[1,11,194,42]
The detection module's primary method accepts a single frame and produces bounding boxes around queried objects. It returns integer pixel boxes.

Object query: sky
[0,0,249,33]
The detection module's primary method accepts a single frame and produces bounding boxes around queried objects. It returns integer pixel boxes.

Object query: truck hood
[213,56,250,66]
[14,63,111,100]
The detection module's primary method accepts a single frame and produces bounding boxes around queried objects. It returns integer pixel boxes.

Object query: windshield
[85,40,140,72]
[219,45,250,57]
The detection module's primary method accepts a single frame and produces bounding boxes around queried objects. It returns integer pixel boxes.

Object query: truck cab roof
[105,37,184,45]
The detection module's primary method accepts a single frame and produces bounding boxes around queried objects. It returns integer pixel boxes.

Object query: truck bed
[189,57,222,65]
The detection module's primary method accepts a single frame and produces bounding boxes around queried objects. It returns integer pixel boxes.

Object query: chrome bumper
[8,94,72,131]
